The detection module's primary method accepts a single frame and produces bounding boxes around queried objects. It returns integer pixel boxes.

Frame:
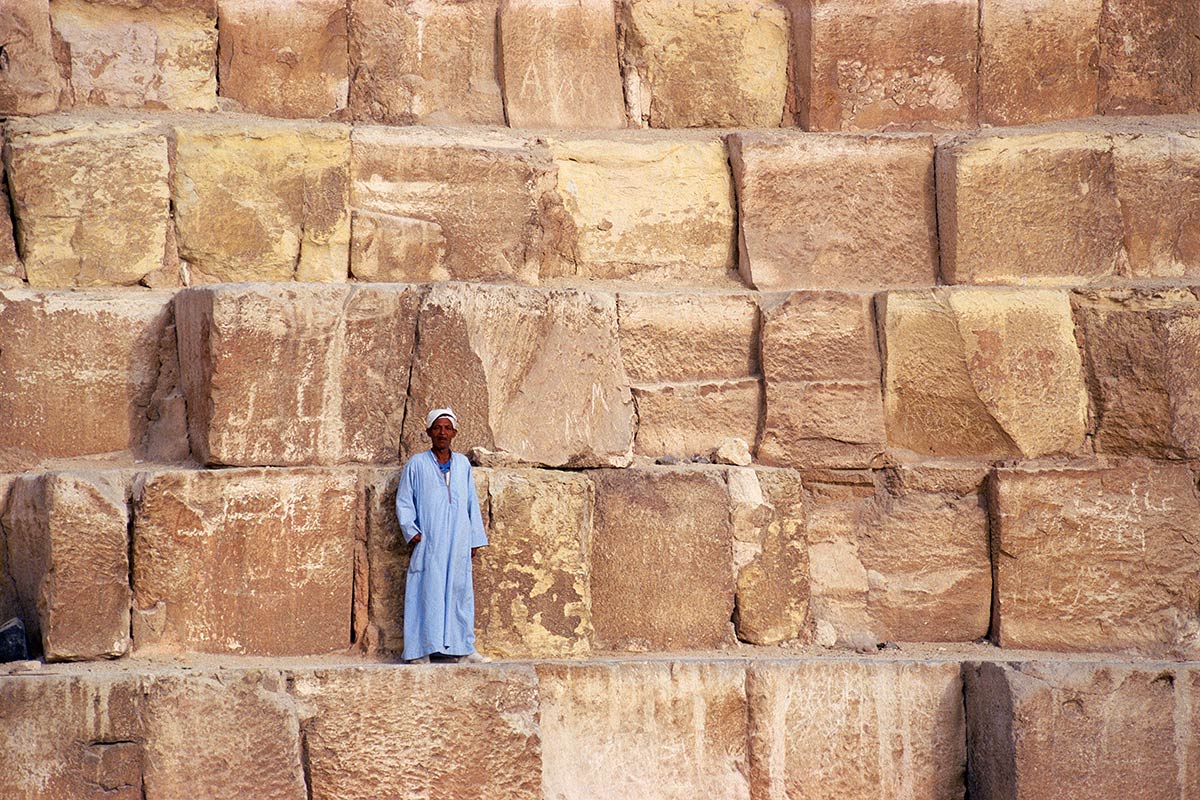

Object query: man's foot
[406,655,431,664]
[458,651,491,664]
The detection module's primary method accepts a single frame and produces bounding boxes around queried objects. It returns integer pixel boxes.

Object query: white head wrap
[425,407,458,431]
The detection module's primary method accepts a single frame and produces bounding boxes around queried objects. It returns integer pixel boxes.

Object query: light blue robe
[396,450,488,659]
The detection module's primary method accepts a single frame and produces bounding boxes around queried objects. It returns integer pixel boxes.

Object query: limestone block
[51,0,218,110]
[291,665,542,800]
[729,467,810,645]
[0,289,180,468]
[0,0,66,115]
[759,291,884,468]
[1113,132,1200,279]
[4,116,172,287]
[936,132,1126,284]
[619,0,788,128]
[979,0,1101,125]
[729,132,938,290]
[217,0,349,118]
[403,283,634,468]
[1098,0,1200,115]
[539,661,748,800]
[990,463,1200,658]
[589,467,734,650]
[348,0,504,125]
[175,283,420,466]
[350,211,448,282]
[172,119,350,282]
[748,661,965,799]
[797,0,978,132]
[545,136,738,285]
[965,661,1199,799]
[499,0,625,129]
[132,468,358,655]
[633,380,761,459]
[882,289,1088,458]
[475,470,592,658]
[805,464,990,644]
[618,292,759,383]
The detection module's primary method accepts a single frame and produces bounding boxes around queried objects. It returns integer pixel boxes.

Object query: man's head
[425,407,458,451]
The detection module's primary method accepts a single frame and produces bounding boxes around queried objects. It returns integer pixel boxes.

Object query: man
[396,407,489,664]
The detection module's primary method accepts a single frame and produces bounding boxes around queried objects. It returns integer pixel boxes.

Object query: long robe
[396,450,488,659]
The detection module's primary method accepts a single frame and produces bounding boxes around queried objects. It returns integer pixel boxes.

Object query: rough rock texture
[50,0,218,110]
[2,472,130,661]
[990,463,1200,658]
[618,292,759,383]
[403,283,634,468]
[172,119,350,282]
[979,0,1101,125]
[882,289,1088,458]
[539,661,749,800]
[758,291,885,468]
[0,289,181,469]
[805,464,990,644]
[619,0,788,128]
[729,467,810,645]
[545,136,738,285]
[350,211,447,282]
[965,661,1199,799]
[292,665,542,800]
[499,0,625,129]
[0,133,23,286]
[217,0,349,118]
[348,0,504,125]
[589,468,734,650]
[4,116,172,287]
[132,468,358,655]
[797,0,978,132]
[1113,132,1200,279]
[748,661,965,799]
[1098,0,1200,115]
[937,132,1126,284]
[475,470,592,658]
[175,283,420,466]
[729,132,938,290]
[0,0,65,115]
[633,381,761,459]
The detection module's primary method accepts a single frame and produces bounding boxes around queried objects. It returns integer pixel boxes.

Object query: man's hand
[410,533,422,545]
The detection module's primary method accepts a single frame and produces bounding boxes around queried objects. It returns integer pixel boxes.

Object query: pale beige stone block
[0,0,66,115]
[617,291,759,383]
[349,211,448,283]
[632,380,761,460]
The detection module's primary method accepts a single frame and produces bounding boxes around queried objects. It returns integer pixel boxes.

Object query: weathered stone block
[348,0,504,125]
[618,292,759,383]
[589,468,734,650]
[937,132,1126,284]
[1098,0,1200,115]
[539,661,748,800]
[0,0,66,115]
[882,289,1088,458]
[173,119,350,282]
[990,463,1200,657]
[132,468,358,655]
[729,132,937,290]
[403,283,634,468]
[1113,132,1200,279]
[176,283,420,466]
[350,211,447,283]
[291,665,541,800]
[749,661,965,798]
[499,0,625,129]
[0,133,22,286]
[217,0,349,118]
[633,380,761,460]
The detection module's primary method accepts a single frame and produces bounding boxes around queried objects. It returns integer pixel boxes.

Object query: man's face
[428,417,457,449]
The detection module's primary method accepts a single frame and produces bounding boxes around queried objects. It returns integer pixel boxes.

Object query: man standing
[396,407,489,664]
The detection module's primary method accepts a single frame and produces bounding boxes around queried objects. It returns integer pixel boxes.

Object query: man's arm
[395,463,423,544]
[466,465,488,550]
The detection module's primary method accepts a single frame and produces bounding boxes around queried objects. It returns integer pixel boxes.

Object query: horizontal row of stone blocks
[2,656,1197,799]
[4,0,1197,130]
[3,459,1198,662]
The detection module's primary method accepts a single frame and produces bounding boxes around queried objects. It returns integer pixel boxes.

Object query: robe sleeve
[396,460,422,544]
[467,465,488,548]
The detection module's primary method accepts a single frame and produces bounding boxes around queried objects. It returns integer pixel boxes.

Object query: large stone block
[217,0,349,118]
[936,132,1126,284]
[990,463,1200,657]
[348,0,504,125]
[730,131,937,290]
[132,468,358,655]
[748,661,965,799]
[589,468,734,650]
[403,283,634,468]
[1098,0,1200,115]
[796,0,978,132]
[1113,132,1200,279]
[539,661,749,800]
[805,464,990,644]
[0,0,66,115]
[499,0,625,129]
[965,661,1199,799]
[50,0,218,110]
[5,116,173,287]
[619,0,789,128]
[632,380,761,460]
[882,289,1088,459]
[172,119,350,282]
[618,292,759,383]
[176,283,420,466]
[291,665,541,800]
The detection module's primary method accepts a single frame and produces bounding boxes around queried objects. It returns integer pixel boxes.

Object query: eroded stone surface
[0,0,66,115]
[618,292,759,383]
[1113,132,1200,279]
[1098,0,1200,115]
[350,211,448,282]
[633,380,761,460]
